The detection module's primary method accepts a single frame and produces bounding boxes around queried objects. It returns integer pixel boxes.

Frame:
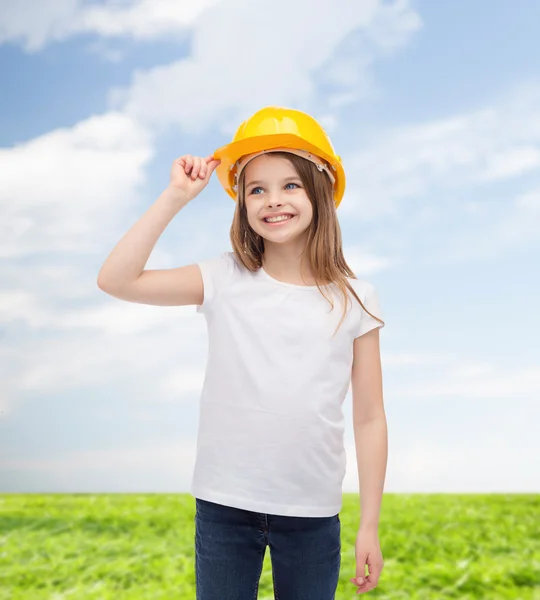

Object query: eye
[248,182,300,195]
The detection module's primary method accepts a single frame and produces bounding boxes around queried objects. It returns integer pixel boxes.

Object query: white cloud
[373,353,540,405]
[0,0,77,52]
[0,112,153,258]
[0,0,223,52]
[477,146,540,182]
[340,84,540,219]
[515,189,540,213]
[429,184,540,262]
[0,108,226,416]
[375,438,538,493]
[0,441,198,492]
[396,363,540,401]
[490,187,540,245]
[70,0,223,39]
[110,0,421,133]
[0,307,208,419]
[343,245,397,275]
[0,249,209,420]
[334,83,540,270]
[364,0,423,51]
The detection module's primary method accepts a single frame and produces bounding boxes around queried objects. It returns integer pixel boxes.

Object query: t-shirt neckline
[258,266,328,289]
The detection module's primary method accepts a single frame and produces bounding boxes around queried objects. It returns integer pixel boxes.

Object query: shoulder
[197,250,246,289]
[346,276,377,299]
[346,276,385,336]
[346,277,383,316]
[198,250,241,271]
[221,251,245,277]
[196,251,246,313]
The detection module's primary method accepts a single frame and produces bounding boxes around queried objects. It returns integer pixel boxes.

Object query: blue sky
[1,0,538,494]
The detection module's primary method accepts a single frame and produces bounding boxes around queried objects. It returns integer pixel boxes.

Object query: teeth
[265,215,293,223]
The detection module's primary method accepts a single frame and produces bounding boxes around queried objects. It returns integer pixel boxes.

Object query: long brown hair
[229,151,385,336]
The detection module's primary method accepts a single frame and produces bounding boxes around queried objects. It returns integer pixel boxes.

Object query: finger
[184,155,193,173]
[196,157,207,179]
[350,575,369,589]
[354,582,370,594]
[189,157,198,179]
[355,575,373,593]
[366,562,381,583]
[208,159,221,174]
[351,572,366,585]
[200,159,218,179]
[191,157,202,179]
[199,155,215,178]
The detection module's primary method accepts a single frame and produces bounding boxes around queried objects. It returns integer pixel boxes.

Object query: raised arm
[97,155,219,306]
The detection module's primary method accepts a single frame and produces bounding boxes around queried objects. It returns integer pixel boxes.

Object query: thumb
[352,558,366,585]
[206,159,221,176]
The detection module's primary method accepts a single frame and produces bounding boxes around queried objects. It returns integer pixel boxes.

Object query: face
[242,154,313,245]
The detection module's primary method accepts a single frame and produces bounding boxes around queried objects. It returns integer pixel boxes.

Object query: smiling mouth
[262,214,296,223]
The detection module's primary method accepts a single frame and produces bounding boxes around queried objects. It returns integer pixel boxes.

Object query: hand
[349,528,384,594]
[169,154,221,202]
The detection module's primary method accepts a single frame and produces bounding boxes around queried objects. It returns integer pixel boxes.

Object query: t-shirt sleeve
[355,281,385,338]
[196,252,237,314]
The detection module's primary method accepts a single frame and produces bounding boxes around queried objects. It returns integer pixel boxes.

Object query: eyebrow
[245,176,300,188]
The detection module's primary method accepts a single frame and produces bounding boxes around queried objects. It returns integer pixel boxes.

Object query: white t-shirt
[191,251,384,517]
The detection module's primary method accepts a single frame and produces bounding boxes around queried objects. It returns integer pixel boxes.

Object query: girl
[97,106,387,598]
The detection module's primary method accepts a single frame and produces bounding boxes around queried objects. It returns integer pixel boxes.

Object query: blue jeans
[194,498,341,599]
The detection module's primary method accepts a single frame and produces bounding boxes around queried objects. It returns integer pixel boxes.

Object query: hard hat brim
[213,133,345,207]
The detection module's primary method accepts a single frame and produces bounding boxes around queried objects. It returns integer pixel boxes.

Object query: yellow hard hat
[213,106,346,208]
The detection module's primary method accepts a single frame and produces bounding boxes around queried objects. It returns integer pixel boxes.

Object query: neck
[261,238,315,285]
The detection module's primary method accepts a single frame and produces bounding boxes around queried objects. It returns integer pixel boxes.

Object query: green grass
[1,493,538,599]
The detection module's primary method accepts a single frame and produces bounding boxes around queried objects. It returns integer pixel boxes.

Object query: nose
[265,194,283,208]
